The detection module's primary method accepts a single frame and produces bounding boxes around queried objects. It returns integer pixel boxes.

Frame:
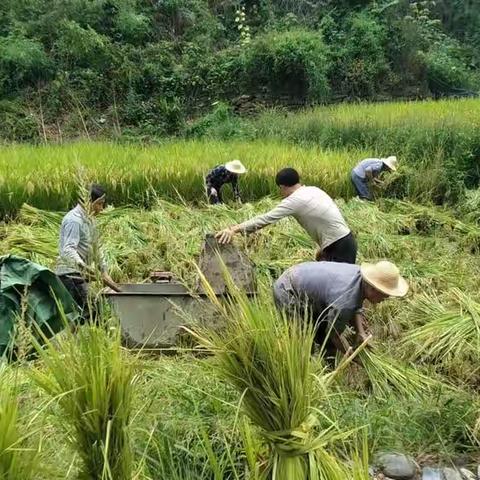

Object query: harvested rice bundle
[359,349,442,399]
[190,285,359,480]
[403,289,480,370]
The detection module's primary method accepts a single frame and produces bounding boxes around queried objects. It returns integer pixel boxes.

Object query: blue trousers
[351,172,372,200]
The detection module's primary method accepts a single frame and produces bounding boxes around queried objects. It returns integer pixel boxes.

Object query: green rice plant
[0,140,363,217]
[30,322,137,480]
[188,277,363,480]
[0,368,41,479]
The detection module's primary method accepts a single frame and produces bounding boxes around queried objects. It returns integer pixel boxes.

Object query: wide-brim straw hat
[361,260,409,297]
[382,155,398,171]
[225,160,247,174]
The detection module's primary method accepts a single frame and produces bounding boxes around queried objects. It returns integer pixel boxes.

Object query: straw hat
[382,155,398,171]
[225,160,247,175]
[361,261,409,297]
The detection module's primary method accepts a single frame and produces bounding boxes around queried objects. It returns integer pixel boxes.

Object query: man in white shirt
[216,168,357,264]
[351,156,397,200]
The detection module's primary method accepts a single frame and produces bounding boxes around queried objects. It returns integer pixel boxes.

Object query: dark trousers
[318,232,357,264]
[207,186,223,204]
[59,274,98,323]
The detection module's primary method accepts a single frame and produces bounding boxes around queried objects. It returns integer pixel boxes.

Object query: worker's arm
[365,167,374,181]
[353,312,370,344]
[216,197,297,244]
[102,272,121,292]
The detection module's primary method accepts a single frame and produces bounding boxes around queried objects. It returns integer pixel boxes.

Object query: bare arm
[216,197,297,244]
[353,312,370,344]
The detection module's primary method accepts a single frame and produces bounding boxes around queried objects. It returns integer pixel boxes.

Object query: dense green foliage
[0,0,478,141]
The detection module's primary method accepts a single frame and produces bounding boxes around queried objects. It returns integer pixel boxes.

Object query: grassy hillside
[0,0,479,141]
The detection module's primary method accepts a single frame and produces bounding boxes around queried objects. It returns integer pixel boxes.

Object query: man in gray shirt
[351,156,397,200]
[57,184,120,321]
[273,260,408,353]
[216,168,357,264]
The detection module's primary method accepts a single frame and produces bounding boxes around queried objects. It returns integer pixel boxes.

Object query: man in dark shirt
[205,160,246,204]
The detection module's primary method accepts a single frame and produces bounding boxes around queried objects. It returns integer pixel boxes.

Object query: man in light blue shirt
[351,156,398,200]
[57,184,120,322]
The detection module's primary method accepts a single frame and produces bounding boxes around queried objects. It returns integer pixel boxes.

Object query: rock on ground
[375,453,417,480]
[443,467,463,480]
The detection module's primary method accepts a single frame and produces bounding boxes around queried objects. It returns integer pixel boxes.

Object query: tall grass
[402,289,480,379]
[0,368,41,479]
[30,322,137,480]
[254,98,480,157]
[0,99,479,216]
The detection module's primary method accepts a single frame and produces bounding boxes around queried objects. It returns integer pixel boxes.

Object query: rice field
[0,98,479,217]
[2,98,480,478]
[1,194,480,477]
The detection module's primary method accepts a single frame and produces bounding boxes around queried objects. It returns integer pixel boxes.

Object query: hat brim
[360,263,409,297]
[382,160,397,171]
[225,165,247,174]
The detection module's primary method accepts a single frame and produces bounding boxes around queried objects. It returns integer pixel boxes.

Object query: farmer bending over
[273,260,408,353]
[351,156,397,201]
[56,184,121,321]
[216,168,357,264]
[205,160,246,204]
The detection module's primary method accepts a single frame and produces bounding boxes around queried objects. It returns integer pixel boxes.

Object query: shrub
[334,13,391,99]
[424,41,480,95]
[0,100,39,142]
[114,9,151,44]
[185,102,255,139]
[0,35,51,94]
[243,29,330,103]
[54,20,113,70]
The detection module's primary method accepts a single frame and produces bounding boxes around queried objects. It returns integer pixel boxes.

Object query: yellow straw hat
[225,160,247,174]
[360,260,409,297]
[382,156,398,171]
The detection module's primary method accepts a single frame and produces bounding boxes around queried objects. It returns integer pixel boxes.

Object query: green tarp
[0,255,79,357]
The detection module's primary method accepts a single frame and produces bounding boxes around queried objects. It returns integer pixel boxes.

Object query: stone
[459,468,476,480]
[375,453,417,480]
[443,467,462,480]
[196,234,256,295]
[422,467,442,480]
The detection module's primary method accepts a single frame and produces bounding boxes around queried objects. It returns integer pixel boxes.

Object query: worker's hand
[102,272,122,292]
[215,228,235,244]
[355,332,373,348]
